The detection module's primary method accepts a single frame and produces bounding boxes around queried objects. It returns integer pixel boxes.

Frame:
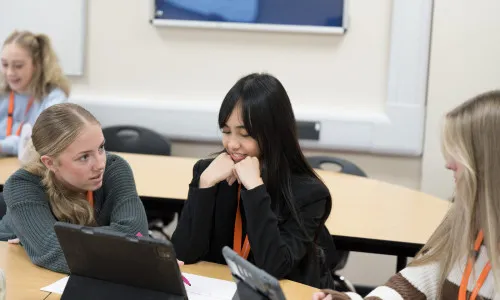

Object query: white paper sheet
[40,276,68,294]
[40,273,236,299]
[183,273,236,300]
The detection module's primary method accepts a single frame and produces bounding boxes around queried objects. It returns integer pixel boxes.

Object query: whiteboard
[0,0,86,76]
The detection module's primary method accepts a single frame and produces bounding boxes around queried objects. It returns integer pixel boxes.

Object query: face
[42,123,106,192]
[222,105,260,163]
[445,157,462,183]
[1,43,35,94]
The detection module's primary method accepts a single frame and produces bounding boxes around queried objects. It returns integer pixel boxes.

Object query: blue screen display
[155,0,344,28]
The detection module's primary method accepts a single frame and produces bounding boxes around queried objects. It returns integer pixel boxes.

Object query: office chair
[307,156,367,292]
[102,125,174,240]
[102,126,171,156]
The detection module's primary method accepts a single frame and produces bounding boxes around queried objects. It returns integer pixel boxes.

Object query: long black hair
[218,73,331,237]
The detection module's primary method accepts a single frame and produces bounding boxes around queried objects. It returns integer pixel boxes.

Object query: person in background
[313,90,500,299]
[0,30,69,157]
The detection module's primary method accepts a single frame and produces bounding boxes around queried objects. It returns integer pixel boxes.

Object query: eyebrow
[0,60,24,64]
[223,124,246,129]
[76,139,106,156]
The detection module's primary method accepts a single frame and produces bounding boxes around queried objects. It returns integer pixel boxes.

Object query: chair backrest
[102,126,171,156]
[307,155,367,273]
[307,156,367,177]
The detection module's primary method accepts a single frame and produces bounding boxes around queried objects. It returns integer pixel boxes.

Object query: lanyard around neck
[458,230,492,300]
[6,91,35,136]
[233,184,250,259]
[86,191,94,208]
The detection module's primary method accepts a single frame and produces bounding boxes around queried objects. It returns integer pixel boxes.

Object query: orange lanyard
[458,230,491,300]
[233,184,251,259]
[86,191,94,208]
[6,91,35,136]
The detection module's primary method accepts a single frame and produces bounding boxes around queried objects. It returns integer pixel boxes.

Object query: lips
[90,173,103,181]
[229,153,246,162]
[8,78,21,85]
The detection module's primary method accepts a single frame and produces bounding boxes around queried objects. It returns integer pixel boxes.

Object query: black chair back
[102,126,171,156]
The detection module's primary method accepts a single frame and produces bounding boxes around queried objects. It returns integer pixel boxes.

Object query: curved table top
[0,153,450,246]
[0,242,316,300]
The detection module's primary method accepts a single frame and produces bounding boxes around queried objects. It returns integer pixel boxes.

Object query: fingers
[177,259,184,267]
[312,292,326,300]
[232,168,241,184]
[227,175,236,186]
[225,166,242,186]
[8,238,20,244]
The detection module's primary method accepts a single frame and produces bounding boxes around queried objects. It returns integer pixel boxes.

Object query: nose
[6,66,15,78]
[94,153,106,171]
[227,136,240,151]
[445,162,456,171]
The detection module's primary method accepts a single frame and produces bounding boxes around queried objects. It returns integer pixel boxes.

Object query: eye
[98,144,105,152]
[79,154,89,162]
[240,130,250,137]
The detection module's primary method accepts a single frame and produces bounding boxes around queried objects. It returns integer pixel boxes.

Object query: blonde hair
[24,103,99,225]
[412,90,500,296]
[0,30,70,99]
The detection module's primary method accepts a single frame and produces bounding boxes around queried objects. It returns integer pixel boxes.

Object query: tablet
[54,222,186,299]
[222,246,286,300]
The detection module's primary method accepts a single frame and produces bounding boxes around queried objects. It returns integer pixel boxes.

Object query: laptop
[54,222,187,300]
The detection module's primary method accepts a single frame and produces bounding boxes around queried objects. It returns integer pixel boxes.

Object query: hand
[7,238,20,244]
[226,167,241,186]
[312,292,333,300]
[199,153,235,188]
[177,259,184,267]
[234,157,263,190]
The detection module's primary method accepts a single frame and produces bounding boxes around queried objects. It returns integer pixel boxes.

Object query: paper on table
[40,276,68,294]
[183,273,236,300]
[39,273,236,299]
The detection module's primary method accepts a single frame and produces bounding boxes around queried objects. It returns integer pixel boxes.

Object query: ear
[40,155,57,172]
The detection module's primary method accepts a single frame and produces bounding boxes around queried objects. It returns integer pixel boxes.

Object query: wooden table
[0,242,65,300]
[0,242,316,300]
[0,153,450,270]
[0,157,18,189]
[44,263,316,300]
[319,170,450,270]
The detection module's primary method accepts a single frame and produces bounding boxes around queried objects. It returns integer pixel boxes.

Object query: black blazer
[172,159,336,288]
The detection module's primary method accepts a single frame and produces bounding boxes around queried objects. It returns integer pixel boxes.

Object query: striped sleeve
[323,263,439,300]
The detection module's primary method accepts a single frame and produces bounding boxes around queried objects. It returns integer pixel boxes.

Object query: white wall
[72,0,391,110]
[69,0,433,155]
[421,0,500,199]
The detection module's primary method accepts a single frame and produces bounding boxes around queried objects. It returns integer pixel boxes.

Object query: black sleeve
[171,159,217,263]
[241,183,327,279]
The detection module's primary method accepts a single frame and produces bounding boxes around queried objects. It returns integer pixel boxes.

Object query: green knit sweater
[0,153,149,273]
